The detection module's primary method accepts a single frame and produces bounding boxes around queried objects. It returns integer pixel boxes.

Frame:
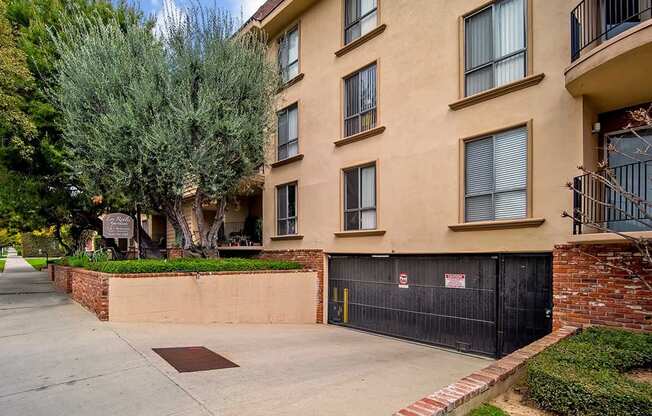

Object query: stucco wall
[108,271,318,324]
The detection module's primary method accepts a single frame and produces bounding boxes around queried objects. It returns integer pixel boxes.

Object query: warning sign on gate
[398,272,409,289]
[445,273,466,289]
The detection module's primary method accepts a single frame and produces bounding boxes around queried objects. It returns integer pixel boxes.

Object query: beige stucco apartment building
[167,0,652,357]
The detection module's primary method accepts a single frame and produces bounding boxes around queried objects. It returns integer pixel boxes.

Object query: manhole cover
[152,346,239,373]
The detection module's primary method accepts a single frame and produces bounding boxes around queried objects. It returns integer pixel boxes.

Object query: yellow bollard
[343,288,349,324]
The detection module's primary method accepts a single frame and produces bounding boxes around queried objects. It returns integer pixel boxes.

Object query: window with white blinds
[277,104,299,161]
[464,0,526,97]
[345,0,378,45]
[277,183,297,236]
[344,64,377,137]
[278,27,299,83]
[344,164,377,231]
[465,127,528,222]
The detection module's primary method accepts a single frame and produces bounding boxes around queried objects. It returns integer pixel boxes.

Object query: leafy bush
[469,404,508,416]
[527,327,652,416]
[83,258,302,274]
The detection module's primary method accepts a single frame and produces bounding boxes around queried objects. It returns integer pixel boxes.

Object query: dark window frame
[463,0,528,97]
[344,63,377,138]
[344,0,378,45]
[277,103,299,162]
[277,182,298,236]
[278,25,300,83]
[343,163,377,231]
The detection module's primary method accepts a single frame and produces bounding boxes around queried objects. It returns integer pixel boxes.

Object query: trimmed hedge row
[68,258,303,274]
[527,327,652,416]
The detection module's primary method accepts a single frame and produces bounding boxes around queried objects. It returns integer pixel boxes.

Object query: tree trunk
[193,190,210,249]
[207,198,227,255]
[163,200,194,251]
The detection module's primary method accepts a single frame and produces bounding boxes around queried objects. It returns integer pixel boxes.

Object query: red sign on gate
[399,272,409,289]
[445,273,466,289]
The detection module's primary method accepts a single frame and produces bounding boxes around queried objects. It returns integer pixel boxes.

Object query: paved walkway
[0,253,489,416]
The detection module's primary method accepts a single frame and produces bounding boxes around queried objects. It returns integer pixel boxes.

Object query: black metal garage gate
[328,254,552,357]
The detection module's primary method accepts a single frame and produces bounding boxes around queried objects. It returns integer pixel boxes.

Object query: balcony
[566,0,652,112]
[571,160,652,235]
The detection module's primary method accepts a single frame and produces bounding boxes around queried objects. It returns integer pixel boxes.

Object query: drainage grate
[152,346,239,373]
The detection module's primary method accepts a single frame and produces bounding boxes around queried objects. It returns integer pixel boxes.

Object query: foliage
[74,258,302,274]
[527,327,652,416]
[51,4,279,254]
[0,259,5,272]
[468,404,509,416]
[21,228,65,256]
[0,0,146,253]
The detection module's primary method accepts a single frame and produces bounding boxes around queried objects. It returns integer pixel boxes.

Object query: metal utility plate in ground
[152,346,239,373]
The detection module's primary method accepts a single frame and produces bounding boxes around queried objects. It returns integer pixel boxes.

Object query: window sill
[335,24,387,57]
[334,230,386,238]
[449,73,545,111]
[334,126,386,147]
[278,73,304,92]
[448,218,545,232]
[270,234,304,241]
[271,154,304,168]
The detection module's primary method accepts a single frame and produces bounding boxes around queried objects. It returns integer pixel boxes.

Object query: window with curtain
[278,26,299,83]
[344,164,376,231]
[277,183,297,236]
[277,104,299,161]
[344,64,377,137]
[465,127,528,222]
[464,0,526,97]
[344,0,378,44]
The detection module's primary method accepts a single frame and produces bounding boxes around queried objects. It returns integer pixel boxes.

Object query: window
[464,0,526,96]
[344,64,377,137]
[277,183,297,236]
[277,104,299,161]
[344,0,378,44]
[278,26,299,83]
[465,127,528,222]
[344,164,376,230]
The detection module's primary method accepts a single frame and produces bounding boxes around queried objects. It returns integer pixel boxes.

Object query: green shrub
[527,327,652,416]
[84,258,302,274]
[469,404,509,416]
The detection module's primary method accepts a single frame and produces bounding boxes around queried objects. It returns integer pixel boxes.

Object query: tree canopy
[51,5,278,255]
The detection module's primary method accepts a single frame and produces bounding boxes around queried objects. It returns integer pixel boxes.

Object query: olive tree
[52,6,278,256]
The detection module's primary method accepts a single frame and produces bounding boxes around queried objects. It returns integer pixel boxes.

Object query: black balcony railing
[572,160,652,234]
[571,0,652,61]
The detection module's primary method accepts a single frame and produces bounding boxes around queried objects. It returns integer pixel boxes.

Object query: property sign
[445,273,466,289]
[102,213,134,239]
[399,272,409,289]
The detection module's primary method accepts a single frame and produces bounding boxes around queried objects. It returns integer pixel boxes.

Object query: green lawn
[0,260,5,273]
[24,257,50,271]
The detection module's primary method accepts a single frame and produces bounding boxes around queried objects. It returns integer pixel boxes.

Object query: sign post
[102,213,134,240]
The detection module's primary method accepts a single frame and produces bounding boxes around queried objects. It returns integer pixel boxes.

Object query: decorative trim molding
[448,218,545,232]
[277,73,304,92]
[270,235,305,241]
[334,230,386,238]
[335,24,387,57]
[449,73,545,111]
[334,126,386,147]
[271,153,304,168]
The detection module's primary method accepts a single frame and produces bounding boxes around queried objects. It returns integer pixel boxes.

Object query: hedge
[468,404,508,416]
[65,258,303,274]
[527,327,652,416]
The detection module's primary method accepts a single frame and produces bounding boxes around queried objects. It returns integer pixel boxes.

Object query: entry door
[499,254,552,356]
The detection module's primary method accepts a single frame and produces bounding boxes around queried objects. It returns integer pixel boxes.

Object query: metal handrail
[571,0,652,61]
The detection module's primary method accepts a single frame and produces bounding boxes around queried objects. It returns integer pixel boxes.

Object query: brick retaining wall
[70,268,109,320]
[53,265,72,294]
[394,326,579,416]
[257,249,325,323]
[553,243,652,332]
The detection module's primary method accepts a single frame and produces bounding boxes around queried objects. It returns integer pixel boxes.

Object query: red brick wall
[553,243,652,332]
[257,249,325,323]
[70,269,109,321]
[53,265,72,293]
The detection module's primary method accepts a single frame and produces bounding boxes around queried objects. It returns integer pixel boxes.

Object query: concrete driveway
[0,254,490,416]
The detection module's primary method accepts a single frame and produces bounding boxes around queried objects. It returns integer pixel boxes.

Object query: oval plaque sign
[102,213,134,239]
